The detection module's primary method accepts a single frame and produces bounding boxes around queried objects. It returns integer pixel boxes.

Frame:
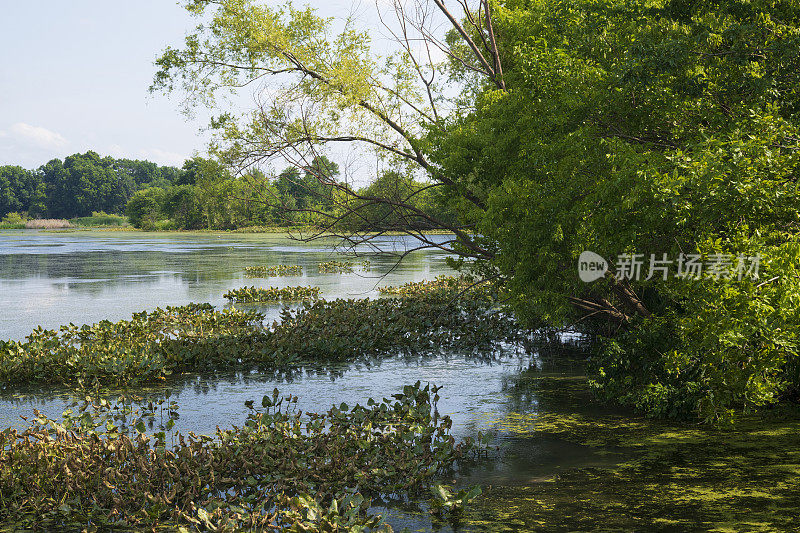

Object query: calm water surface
[0,229,451,340]
[0,230,624,531]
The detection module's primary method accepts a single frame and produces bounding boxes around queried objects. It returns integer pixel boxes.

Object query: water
[0,230,632,530]
[0,229,451,340]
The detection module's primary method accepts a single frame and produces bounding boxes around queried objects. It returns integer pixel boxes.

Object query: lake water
[0,229,628,531]
[0,230,452,340]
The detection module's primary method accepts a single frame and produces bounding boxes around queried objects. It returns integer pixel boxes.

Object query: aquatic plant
[318,260,354,273]
[378,275,497,299]
[0,304,268,387]
[263,292,525,362]
[455,372,800,531]
[243,264,303,277]
[430,484,482,521]
[0,281,527,388]
[0,383,476,531]
[223,285,320,302]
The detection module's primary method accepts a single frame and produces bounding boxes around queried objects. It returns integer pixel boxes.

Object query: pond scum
[243,265,303,277]
[223,285,320,303]
[457,371,800,531]
[0,382,483,530]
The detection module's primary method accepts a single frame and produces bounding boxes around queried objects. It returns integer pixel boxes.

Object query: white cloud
[6,122,69,150]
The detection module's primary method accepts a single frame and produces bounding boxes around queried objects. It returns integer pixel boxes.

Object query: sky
[0,0,382,170]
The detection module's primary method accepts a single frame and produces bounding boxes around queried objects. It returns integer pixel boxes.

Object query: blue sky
[0,1,208,168]
[0,0,372,170]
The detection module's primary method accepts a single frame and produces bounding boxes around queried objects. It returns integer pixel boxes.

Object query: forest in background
[0,150,451,230]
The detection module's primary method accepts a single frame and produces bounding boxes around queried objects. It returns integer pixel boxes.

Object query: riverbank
[0,225,456,236]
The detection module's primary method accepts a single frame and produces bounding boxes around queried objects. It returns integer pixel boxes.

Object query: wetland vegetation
[223,285,321,303]
[1,233,799,531]
[3,0,800,529]
[243,265,303,277]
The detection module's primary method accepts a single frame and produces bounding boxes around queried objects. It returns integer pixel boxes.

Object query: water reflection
[0,230,453,340]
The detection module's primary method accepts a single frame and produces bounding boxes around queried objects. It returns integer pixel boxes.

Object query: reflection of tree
[499,337,601,415]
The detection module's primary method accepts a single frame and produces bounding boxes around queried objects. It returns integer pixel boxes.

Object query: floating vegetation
[318,260,355,273]
[0,383,479,531]
[0,284,525,389]
[224,285,320,303]
[263,292,524,362]
[0,304,267,388]
[454,372,800,531]
[244,264,302,277]
[378,275,497,300]
[317,260,372,273]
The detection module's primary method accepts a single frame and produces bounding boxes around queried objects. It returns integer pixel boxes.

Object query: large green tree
[0,166,44,218]
[433,0,800,421]
[154,0,800,421]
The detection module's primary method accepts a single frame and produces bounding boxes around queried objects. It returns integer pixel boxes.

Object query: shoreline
[0,226,456,236]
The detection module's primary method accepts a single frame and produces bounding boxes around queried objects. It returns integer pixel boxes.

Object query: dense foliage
[428,0,800,421]
[0,152,182,220]
[148,0,800,421]
[0,383,477,531]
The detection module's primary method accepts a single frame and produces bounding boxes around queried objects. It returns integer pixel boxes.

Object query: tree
[39,152,136,218]
[126,187,166,229]
[152,0,501,258]
[154,0,800,421]
[0,166,39,217]
[164,185,204,229]
[426,0,800,420]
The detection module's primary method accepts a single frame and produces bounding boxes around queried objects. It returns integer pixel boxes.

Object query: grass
[24,219,71,229]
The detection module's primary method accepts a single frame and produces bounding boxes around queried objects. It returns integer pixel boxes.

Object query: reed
[24,219,71,229]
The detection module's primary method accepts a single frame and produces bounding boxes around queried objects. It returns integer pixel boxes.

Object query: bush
[0,212,26,229]
[72,211,127,227]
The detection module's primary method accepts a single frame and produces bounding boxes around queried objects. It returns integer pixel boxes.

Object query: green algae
[462,370,800,531]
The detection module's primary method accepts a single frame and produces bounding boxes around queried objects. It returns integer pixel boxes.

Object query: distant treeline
[1,151,453,231]
[0,152,183,220]
[125,155,341,230]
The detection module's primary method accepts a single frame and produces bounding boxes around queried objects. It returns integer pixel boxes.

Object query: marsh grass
[24,219,72,229]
